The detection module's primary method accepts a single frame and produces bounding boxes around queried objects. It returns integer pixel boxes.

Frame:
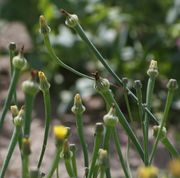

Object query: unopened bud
[12,53,27,70]
[61,139,73,159]
[39,15,51,34]
[98,149,108,168]
[167,79,178,91]
[147,60,158,78]
[22,80,39,96]
[71,93,86,114]
[9,42,16,51]
[38,71,50,91]
[10,105,19,118]
[103,106,118,127]
[134,80,142,89]
[153,125,167,140]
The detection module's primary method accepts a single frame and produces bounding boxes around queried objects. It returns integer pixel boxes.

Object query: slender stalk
[46,147,62,178]
[149,79,177,164]
[92,165,99,178]
[112,129,130,178]
[75,112,89,168]
[22,155,30,178]
[98,167,105,178]
[70,144,78,177]
[64,159,75,178]
[88,123,104,178]
[0,127,20,178]
[103,126,112,178]
[144,76,156,166]
[161,137,179,157]
[37,90,51,168]
[0,69,20,130]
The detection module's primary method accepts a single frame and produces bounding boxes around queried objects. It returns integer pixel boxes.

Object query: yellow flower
[137,166,158,178]
[38,71,46,80]
[168,158,180,177]
[53,125,68,141]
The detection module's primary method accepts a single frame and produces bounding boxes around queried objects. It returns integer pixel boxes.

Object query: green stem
[161,137,179,157]
[88,130,103,178]
[0,127,20,178]
[92,165,99,178]
[75,113,89,169]
[64,159,75,178]
[43,34,93,80]
[103,126,111,178]
[149,89,174,164]
[70,148,78,177]
[98,167,105,178]
[0,69,20,130]
[124,90,133,123]
[46,147,62,178]
[112,129,130,178]
[23,94,35,137]
[144,77,155,166]
[37,90,51,168]
[22,155,30,178]
[101,90,144,161]
[125,139,132,178]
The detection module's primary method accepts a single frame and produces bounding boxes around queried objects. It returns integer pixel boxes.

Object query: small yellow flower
[137,166,158,178]
[168,158,180,177]
[38,71,46,81]
[53,125,68,141]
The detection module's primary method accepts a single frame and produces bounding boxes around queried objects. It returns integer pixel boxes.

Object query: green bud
[12,53,26,70]
[94,73,110,94]
[167,79,178,91]
[13,107,24,127]
[103,106,118,127]
[95,122,104,135]
[69,144,77,153]
[9,42,16,51]
[147,60,159,78]
[153,125,167,140]
[98,149,108,168]
[10,105,19,118]
[38,71,50,91]
[39,15,51,34]
[22,80,39,96]
[134,80,142,89]
[60,139,73,159]
[71,93,86,114]
[61,9,79,28]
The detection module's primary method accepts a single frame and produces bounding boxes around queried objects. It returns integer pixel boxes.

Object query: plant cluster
[0,10,180,178]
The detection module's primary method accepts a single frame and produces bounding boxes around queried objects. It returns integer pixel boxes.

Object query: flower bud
[39,15,51,34]
[12,53,27,70]
[152,125,167,140]
[71,93,86,114]
[103,106,118,127]
[98,149,108,168]
[94,73,110,94]
[10,105,19,118]
[147,60,159,78]
[137,166,158,178]
[14,115,23,127]
[38,71,50,91]
[134,80,142,89]
[22,80,39,96]
[9,42,16,51]
[69,144,77,153]
[167,79,178,91]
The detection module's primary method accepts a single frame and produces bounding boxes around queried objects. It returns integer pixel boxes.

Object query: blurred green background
[0,0,180,122]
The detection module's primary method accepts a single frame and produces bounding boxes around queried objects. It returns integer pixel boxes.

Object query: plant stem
[149,88,175,164]
[144,77,155,166]
[112,129,130,178]
[75,112,89,169]
[37,90,51,168]
[98,167,105,178]
[0,127,20,178]
[46,147,62,178]
[70,145,78,178]
[0,69,20,130]
[161,137,179,157]
[22,155,30,178]
[88,128,103,178]
[103,126,112,178]
[101,90,144,161]
[64,159,75,178]
[42,33,93,80]
[23,94,35,137]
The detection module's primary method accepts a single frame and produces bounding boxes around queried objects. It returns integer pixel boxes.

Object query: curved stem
[64,159,75,178]
[0,69,20,130]
[37,90,51,168]
[43,34,93,80]
[0,127,20,178]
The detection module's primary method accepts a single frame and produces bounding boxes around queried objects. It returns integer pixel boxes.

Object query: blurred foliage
[0,0,180,120]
